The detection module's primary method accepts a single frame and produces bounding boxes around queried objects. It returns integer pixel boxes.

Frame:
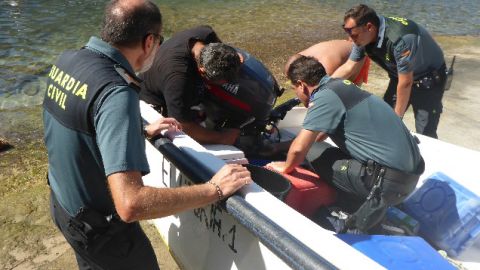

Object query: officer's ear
[301,81,310,95]
[237,53,244,64]
[293,80,308,94]
[365,22,375,32]
[142,33,156,52]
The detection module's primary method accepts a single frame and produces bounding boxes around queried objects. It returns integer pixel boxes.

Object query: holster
[67,207,129,253]
[365,159,423,203]
[413,63,447,90]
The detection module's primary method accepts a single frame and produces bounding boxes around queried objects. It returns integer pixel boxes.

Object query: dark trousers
[384,67,447,139]
[306,142,420,232]
[50,191,159,270]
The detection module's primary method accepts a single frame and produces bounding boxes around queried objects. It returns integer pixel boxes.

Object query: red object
[265,166,337,218]
[204,81,252,112]
[353,56,371,85]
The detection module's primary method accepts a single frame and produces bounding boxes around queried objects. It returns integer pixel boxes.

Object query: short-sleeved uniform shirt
[349,16,444,80]
[43,37,149,216]
[139,26,221,122]
[303,76,422,173]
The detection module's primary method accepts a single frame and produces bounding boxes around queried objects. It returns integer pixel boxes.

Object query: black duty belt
[364,159,424,200]
[381,165,420,183]
[365,159,422,185]
[413,63,447,85]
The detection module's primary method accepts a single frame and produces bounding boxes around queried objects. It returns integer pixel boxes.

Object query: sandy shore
[393,36,480,151]
[0,35,479,269]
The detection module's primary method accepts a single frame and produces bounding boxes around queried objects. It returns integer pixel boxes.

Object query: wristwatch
[143,125,152,140]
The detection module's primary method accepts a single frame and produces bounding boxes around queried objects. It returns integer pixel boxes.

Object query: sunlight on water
[0,0,478,109]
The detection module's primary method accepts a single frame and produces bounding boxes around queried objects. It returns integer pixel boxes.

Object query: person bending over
[333,4,446,138]
[268,56,424,233]
[43,1,251,269]
[140,25,279,145]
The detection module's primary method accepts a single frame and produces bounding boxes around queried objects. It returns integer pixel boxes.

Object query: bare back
[299,40,353,75]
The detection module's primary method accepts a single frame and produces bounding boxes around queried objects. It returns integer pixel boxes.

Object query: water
[1,0,479,110]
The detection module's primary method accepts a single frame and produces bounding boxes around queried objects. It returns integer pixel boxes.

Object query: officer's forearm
[284,148,305,174]
[332,59,362,80]
[395,73,414,118]
[108,171,218,222]
[346,58,366,82]
[332,64,353,79]
[284,130,318,173]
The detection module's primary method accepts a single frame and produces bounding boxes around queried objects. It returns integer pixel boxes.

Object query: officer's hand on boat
[209,164,252,199]
[145,117,182,137]
[266,161,292,174]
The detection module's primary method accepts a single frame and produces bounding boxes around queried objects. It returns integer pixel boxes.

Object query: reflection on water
[0,0,104,109]
[0,0,479,109]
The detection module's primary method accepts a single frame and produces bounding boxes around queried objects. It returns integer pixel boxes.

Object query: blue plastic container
[336,234,455,270]
[403,172,480,257]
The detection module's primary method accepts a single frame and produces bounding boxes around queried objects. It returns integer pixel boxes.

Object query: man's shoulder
[147,46,193,82]
[322,79,372,109]
[310,85,343,108]
[323,78,358,91]
[157,40,191,60]
[168,25,217,46]
[95,85,138,112]
[178,25,215,36]
[385,17,420,42]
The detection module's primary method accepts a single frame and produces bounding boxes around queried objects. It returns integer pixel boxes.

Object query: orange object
[353,56,371,85]
[265,166,337,218]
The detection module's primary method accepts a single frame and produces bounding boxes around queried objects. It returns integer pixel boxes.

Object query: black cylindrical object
[244,164,292,201]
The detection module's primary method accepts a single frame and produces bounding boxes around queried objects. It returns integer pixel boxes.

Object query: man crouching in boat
[268,55,424,234]
[139,25,280,146]
[43,1,252,269]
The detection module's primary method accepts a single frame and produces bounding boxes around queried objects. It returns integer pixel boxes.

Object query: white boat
[140,100,480,270]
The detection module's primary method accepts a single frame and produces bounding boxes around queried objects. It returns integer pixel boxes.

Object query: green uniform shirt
[43,37,149,216]
[303,76,422,173]
[350,16,444,79]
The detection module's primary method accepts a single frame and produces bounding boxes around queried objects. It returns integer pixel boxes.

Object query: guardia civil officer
[268,56,424,233]
[43,1,251,269]
[333,4,447,138]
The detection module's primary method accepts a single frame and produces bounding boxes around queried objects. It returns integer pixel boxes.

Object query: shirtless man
[285,40,370,85]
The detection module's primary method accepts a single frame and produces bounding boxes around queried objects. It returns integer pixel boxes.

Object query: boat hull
[141,102,480,270]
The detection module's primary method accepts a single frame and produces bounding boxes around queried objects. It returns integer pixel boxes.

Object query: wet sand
[0,32,479,270]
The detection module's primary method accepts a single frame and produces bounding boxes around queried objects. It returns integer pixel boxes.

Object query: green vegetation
[0,106,53,269]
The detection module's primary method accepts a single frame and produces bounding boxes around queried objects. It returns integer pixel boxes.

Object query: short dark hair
[287,56,326,86]
[101,0,162,47]
[198,43,241,82]
[344,4,379,28]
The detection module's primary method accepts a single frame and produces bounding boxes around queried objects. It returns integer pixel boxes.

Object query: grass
[0,105,178,269]
[0,106,55,269]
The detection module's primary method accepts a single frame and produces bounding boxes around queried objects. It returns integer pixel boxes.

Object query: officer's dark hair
[344,4,380,28]
[287,56,326,86]
[101,0,162,47]
[198,43,241,82]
